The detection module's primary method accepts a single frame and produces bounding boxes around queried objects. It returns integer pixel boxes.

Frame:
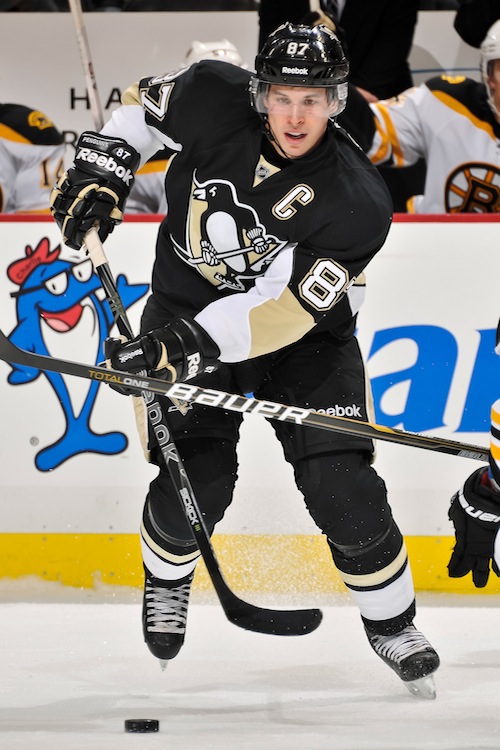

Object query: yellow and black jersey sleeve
[424,75,493,127]
[0,103,63,147]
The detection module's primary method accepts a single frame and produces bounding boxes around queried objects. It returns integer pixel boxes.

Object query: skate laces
[144,578,191,634]
[369,625,432,665]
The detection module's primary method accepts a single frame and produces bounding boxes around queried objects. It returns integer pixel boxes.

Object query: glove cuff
[74,132,140,191]
[456,467,500,528]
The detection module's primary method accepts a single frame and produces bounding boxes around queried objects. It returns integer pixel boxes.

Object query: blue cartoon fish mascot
[6,237,148,471]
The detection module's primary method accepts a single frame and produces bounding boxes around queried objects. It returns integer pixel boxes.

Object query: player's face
[487,59,500,118]
[264,85,333,158]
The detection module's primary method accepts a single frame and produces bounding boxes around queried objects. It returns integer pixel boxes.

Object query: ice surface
[1,582,500,749]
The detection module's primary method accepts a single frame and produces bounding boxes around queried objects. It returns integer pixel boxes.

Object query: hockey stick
[68,0,105,130]
[76,232,492,466]
[82,228,322,636]
[0,324,488,463]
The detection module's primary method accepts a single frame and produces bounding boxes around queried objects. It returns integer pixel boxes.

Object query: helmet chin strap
[261,117,294,160]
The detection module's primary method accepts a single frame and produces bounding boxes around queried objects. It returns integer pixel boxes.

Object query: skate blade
[405,674,436,700]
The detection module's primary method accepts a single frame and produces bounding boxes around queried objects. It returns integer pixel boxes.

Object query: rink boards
[0,215,498,595]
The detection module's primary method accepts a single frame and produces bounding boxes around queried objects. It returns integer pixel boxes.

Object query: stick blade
[207,559,323,636]
[226,601,323,636]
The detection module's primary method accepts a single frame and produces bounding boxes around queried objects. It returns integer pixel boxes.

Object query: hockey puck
[124,719,159,733]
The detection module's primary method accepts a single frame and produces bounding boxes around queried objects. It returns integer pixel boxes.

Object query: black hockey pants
[142,328,406,589]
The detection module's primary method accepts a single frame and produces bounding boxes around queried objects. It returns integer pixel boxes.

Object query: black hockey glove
[448,467,500,588]
[50,132,140,250]
[105,316,220,395]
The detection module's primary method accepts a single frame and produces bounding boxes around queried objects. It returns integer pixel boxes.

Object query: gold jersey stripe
[491,402,500,426]
[432,89,496,140]
[121,82,142,107]
[248,287,315,359]
[339,541,408,588]
[0,122,31,144]
[140,522,201,565]
[373,102,405,166]
[136,159,169,175]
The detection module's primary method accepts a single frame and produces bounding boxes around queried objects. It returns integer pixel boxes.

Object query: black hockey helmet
[255,22,348,87]
[250,23,349,118]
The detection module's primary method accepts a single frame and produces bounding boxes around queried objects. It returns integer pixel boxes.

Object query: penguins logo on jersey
[445,161,500,213]
[174,173,289,292]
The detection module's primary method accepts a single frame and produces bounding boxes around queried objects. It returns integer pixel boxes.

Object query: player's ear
[486,61,500,91]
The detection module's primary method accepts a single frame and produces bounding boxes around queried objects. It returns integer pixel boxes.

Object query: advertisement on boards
[0,216,497,538]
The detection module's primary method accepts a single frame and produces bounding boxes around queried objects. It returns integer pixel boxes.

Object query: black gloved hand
[50,131,140,250]
[448,467,500,588]
[104,316,220,395]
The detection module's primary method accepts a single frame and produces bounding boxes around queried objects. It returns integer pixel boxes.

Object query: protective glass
[251,80,348,119]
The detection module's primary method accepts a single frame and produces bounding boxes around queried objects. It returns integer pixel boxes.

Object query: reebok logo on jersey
[315,404,362,418]
[76,148,134,186]
[282,66,309,75]
[458,489,500,524]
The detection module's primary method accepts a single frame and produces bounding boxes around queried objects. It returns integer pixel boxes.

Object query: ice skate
[366,624,440,699]
[142,568,193,664]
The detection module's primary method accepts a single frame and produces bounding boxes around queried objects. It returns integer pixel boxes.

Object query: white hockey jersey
[0,104,65,213]
[125,147,168,215]
[367,75,500,213]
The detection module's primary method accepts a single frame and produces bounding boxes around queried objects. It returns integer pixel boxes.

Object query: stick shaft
[83,233,486,462]
[68,0,105,130]
[81,228,322,635]
[0,326,488,463]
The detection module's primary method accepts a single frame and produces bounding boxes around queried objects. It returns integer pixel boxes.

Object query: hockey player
[50,23,440,698]
[340,19,500,213]
[0,103,65,213]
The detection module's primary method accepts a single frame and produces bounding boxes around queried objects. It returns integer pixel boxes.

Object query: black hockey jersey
[104,61,393,363]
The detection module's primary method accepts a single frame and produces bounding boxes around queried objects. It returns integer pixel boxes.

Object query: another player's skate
[366,624,440,699]
[142,568,194,667]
